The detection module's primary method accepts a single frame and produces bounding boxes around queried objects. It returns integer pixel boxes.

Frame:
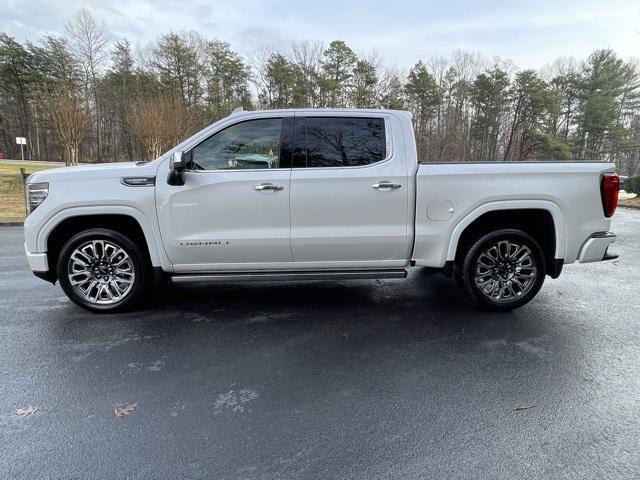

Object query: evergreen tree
[575,50,639,159]
[348,60,378,108]
[151,32,202,108]
[469,66,509,160]
[405,60,441,160]
[203,40,252,121]
[320,40,357,107]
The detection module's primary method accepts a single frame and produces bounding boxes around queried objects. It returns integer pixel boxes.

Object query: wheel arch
[40,207,162,281]
[446,201,566,277]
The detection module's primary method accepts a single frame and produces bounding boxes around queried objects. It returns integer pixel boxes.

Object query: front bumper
[24,243,49,272]
[578,232,617,263]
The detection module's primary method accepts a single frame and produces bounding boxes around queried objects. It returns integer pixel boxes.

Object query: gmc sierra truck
[23,108,620,313]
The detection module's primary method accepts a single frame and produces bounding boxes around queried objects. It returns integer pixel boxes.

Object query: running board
[171,269,408,284]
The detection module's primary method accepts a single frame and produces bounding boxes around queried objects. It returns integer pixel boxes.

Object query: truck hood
[28,161,159,183]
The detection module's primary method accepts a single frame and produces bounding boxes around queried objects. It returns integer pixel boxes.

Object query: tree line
[1,8,639,176]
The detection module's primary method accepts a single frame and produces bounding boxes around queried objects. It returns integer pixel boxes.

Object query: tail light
[600,173,619,218]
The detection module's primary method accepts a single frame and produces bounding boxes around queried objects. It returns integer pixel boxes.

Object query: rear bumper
[578,232,617,263]
[24,243,49,272]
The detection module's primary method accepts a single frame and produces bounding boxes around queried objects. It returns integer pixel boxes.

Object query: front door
[156,116,294,271]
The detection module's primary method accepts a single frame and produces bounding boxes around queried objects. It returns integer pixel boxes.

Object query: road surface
[1,209,639,479]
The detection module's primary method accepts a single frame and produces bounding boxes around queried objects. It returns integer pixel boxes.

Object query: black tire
[458,229,546,311]
[57,228,151,313]
[453,263,465,291]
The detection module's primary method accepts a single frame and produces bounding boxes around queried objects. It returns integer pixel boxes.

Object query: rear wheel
[458,229,546,311]
[57,228,150,313]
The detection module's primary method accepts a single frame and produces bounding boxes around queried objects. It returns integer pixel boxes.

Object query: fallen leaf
[191,316,205,323]
[16,405,38,416]
[513,402,535,411]
[114,403,138,417]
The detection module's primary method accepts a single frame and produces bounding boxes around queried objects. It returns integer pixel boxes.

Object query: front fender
[34,205,166,268]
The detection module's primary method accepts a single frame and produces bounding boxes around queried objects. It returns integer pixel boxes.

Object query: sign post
[15,137,26,161]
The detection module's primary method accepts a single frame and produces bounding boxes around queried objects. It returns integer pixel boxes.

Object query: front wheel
[57,228,150,313]
[459,229,546,311]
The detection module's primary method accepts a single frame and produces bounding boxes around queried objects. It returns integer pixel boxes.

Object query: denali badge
[179,241,230,247]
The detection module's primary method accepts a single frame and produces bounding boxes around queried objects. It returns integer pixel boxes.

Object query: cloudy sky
[2,0,639,69]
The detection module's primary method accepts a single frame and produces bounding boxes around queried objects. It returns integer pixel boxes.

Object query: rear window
[303,117,386,168]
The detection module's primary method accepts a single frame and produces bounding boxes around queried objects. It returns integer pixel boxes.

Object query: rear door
[289,114,410,266]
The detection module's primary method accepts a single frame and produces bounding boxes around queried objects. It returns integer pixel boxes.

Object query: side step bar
[171,269,408,284]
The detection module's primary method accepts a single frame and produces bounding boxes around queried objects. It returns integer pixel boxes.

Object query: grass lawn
[619,196,640,208]
[0,161,62,221]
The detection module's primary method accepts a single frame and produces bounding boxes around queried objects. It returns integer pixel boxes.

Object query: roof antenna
[231,107,244,116]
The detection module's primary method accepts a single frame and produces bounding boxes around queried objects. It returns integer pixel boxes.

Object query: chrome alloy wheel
[67,240,136,305]
[473,240,538,304]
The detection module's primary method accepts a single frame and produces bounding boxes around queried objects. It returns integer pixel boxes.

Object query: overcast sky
[2,0,639,69]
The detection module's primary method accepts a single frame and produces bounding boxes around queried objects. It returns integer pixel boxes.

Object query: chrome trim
[171,269,408,284]
[121,176,156,187]
[578,231,617,263]
[590,231,616,239]
[372,182,402,190]
[254,183,284,191]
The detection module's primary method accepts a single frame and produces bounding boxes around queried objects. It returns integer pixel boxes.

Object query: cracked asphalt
[1,208,639,479]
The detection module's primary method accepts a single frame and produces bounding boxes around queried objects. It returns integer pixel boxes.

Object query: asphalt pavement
[1,209,639,479]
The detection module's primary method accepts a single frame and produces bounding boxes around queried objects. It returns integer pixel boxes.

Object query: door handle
[254,183,284,191]
[372,182,402,190]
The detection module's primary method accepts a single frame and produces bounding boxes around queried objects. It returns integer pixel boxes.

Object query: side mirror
[168,151,188,186]
[171,151,187,172]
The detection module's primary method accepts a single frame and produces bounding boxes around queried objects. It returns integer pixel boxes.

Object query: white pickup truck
[23,108,620,313]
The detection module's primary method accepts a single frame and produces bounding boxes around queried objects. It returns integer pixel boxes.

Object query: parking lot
[1,208,639,479]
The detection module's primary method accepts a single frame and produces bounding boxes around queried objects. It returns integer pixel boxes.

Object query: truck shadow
[49,266,556,356]
[147,270,464,315]
[136,268,532,332]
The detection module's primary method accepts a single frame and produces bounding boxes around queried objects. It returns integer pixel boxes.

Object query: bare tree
[291,40,324,107]
[248,47,276,109]
[66,8,111,161]
[127,96,194,160]
[39,86,91,166]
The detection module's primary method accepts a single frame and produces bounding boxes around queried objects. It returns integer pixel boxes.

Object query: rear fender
[446,200,566,262]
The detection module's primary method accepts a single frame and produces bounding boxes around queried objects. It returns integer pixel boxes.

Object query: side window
[304,117,386,168]
[191,118,283,170]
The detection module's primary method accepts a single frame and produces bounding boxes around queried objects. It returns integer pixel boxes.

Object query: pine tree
[320,41,357,108]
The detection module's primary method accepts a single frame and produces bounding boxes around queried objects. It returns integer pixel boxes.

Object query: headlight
[27,182,49,213]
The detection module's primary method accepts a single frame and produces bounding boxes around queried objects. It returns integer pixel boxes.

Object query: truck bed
[412,161,616,268]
